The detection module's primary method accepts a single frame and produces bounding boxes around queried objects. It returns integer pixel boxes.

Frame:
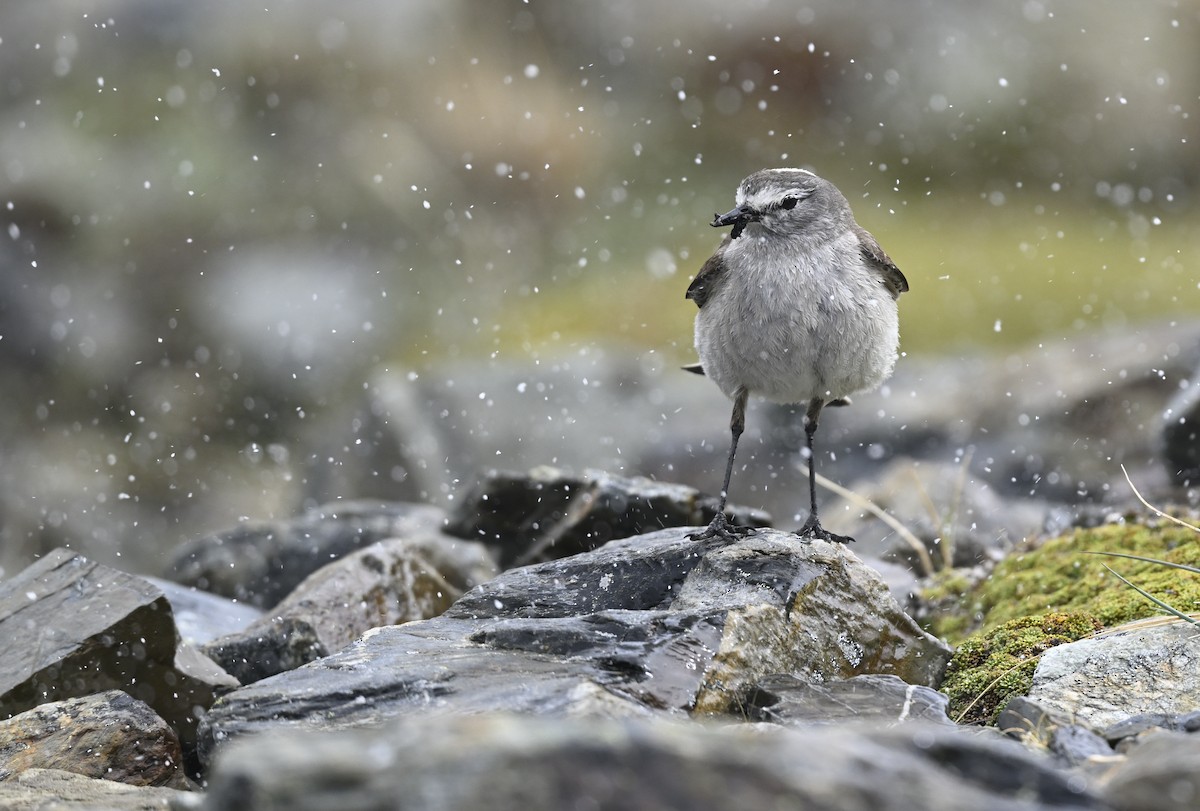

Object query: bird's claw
[795,516,854,544]
[689,512,757,542]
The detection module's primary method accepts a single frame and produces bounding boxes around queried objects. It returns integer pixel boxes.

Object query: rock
[998,697,1114,769]
[0,690,188,788]
[1101,732,1200,811]
[445,466,770,567]
[142,576,263,647]
[198,528,951,765]
[202,533,496,683]
[744,673,953,726]
[199,713,1105,811]
[0,549,238,774]
[1161,375,1200,487]
[0,767,190,810]
[1028,618,1200,729]
[164,500,446,608]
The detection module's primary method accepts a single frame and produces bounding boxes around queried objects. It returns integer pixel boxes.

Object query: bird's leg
[691,387,757,541]
[796,397,854,543]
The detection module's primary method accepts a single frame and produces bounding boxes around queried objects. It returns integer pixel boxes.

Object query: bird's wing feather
[685,245,729,309]
[854,225,909,298]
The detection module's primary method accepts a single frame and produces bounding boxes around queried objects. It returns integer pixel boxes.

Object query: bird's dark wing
[685,246,730,309]
[854,224,909,299]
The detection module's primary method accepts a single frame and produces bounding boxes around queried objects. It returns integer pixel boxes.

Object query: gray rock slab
[198,528,951,765]
[199,713,1106,811]
[1101,732,1200,811]
[202,533,496,684]
[165,500,446,608]
[0,767,191,810]
[745,673,953,726]
[0,690,187,788]
[1028,619,1200,729]
[0,549,238,769]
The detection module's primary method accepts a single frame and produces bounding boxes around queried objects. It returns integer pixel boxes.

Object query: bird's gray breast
[693,232,899,404]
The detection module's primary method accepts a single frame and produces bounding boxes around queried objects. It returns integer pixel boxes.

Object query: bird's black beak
[711,205,756,240]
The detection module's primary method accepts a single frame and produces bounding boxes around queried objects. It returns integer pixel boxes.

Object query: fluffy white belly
[694,251,899,404]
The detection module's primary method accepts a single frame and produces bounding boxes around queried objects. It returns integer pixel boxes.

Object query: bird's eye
[779,196,799,210]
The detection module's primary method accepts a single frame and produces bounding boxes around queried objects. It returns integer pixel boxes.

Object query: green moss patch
[927,522,1200,643]
[941,612,1102,724]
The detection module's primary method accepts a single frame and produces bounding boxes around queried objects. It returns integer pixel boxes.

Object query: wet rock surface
[446,466,770,567]
[0,768,191,811]
[197,527,952,763]
[202,532,496,684]
[0,549,237,774]
[165,500,447,608]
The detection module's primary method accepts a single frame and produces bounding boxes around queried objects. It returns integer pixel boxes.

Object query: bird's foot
[689,512,757,542]
[795,515,854,544]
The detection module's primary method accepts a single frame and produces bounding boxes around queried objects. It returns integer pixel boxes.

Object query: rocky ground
[3,321,1200,809]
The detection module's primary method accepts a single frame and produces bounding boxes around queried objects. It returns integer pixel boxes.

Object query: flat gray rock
[198,528,951,765]
[201,532,496,683]
[199,713,1105,811]
[1028,618,1200,729]
[745,673,953,726]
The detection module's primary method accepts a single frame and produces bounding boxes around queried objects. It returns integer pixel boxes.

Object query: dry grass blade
[1121,463,1200,533]
[953,656,1040,725]
[808,464,936,577]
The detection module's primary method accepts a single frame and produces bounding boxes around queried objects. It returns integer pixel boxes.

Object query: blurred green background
[1,1,1198,573]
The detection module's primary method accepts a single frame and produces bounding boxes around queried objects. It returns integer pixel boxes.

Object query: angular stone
[165,500,446,608]
[0,690,186,788]
[1028,619,1200,729]
[998,697,1113,768]
[199,713,1104,811]
[1102,732,1200,811]
[0,549,238,770]
[744,674,953,726]
[445,466,770,567]
[198,528,951,765]
[142,576,263,647]
[202,533,496,683]
[0,767,190,810]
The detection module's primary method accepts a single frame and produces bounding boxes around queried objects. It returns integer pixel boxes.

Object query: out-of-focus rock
[445,466,770,567]
[164,500,446,608]
[199,713,1105,811]
[0,767,190,811]
[202,533,496,683]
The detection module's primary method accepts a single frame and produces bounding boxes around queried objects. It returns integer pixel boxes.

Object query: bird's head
[712,168,847,240]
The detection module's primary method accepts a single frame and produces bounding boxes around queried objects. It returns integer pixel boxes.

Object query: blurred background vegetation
[1,0,1198,574]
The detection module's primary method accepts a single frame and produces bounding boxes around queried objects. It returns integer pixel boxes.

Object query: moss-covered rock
[925,521,1200,643]
[941,612,1101,724]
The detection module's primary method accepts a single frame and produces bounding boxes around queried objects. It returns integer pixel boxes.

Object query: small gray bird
[685,168,908,542]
